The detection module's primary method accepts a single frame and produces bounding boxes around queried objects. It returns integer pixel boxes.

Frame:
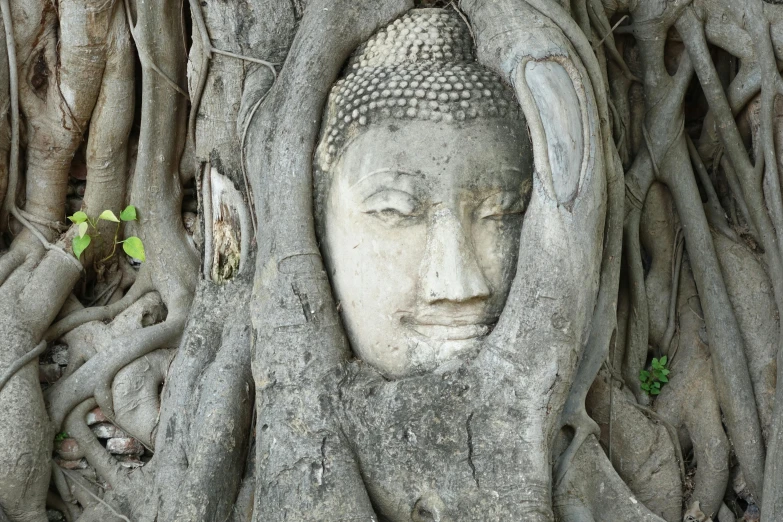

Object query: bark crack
[291,283,312,322]
[466,412,479,488]
[319,436,328,486]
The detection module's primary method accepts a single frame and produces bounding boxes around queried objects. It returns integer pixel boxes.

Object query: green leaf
[641,383,650,392]
[122,236,145,262]
[54,431,69,442]
[660,355,668,366]
[659,375,669,383]
[120,205,137,222]
[78,222,88,238]
[660,368,670,376]
[98,209,120,223]
[72,234,91,259]
[650,388,661,395]
[68,211,88,224]
[639,370,650,381]
[651,358,662,370]
[652,381,661,389]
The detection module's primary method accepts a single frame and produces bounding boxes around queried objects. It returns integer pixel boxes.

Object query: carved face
[321,118,532,378]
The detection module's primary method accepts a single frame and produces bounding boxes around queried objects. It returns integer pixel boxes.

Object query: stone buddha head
[315,9,533,379]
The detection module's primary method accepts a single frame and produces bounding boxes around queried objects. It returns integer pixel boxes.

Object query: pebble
[86,407,108,425]
[106,437,144,456]
[54,457,88,470]
[91,422,128,439]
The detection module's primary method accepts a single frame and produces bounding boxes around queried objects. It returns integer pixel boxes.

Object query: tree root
[654,257,730,517]
[0,340,46,395]
[715,233,778,441]
[151,270,253,521]
[63,399,126,493]
[60,291,164,378]
[45,271,152,342]
[640,183,677,355]
[0,245,81,521]
[112,348,173,448]
[660,232,684,356]
[45,491,79,522]
[164,325,253,521]
[585,368,682,521]
[554,435,667,521]
[45,314,186,430]
[81,1,134,263]
[0,245,28,287]
[623,176,652,401]
[59,468,130,522]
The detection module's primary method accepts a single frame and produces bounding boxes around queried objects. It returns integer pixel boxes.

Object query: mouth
[405,322,493,341]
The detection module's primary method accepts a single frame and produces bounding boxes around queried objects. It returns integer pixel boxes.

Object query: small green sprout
[639,356,670,396]
[68,205,146,262]
[54,431,69,442]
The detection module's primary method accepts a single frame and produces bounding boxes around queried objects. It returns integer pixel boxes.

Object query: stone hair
[314,8,524,170]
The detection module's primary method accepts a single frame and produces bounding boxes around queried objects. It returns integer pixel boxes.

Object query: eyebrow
[348,168,425,189]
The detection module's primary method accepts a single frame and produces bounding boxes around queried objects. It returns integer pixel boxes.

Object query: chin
[366,333,485,379]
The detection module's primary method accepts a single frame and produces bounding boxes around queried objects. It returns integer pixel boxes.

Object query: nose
[420,208,491,304]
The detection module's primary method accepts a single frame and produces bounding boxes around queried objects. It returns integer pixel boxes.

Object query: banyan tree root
[151,270,255,521]
[654,257,730,517]
[714,234,778,442]
[585,369,682,521]
[58,292,171,446]
[0,248,81,521]
[640,183,677,355]
[554,436,667,522]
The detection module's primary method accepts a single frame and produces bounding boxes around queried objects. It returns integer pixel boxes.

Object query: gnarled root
[45,313,185,431]
[164,324,253,520]
[654,257,730,516]
[152,270,254,521]
[112,348,173,448]
[554,436,667,521]
[47,272,152,344]
[586,369,682,521]
[61,399,141,520]
[714,234,778,441]
[0,249,81,521]
[58,287,161,376]
[57,291,171,446]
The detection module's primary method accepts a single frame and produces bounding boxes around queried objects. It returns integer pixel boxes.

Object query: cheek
[326,207,425,314]
[473,219,522,293]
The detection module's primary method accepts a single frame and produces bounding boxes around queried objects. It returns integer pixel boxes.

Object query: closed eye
[476,190,526,221]
[361,189,422,225]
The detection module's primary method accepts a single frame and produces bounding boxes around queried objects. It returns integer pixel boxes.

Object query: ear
[514,56,589,208]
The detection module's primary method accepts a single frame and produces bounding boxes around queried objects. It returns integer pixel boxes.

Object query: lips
[406,322,492,341]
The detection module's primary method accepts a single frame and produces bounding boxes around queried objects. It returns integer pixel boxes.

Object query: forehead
[334,118,531,188]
